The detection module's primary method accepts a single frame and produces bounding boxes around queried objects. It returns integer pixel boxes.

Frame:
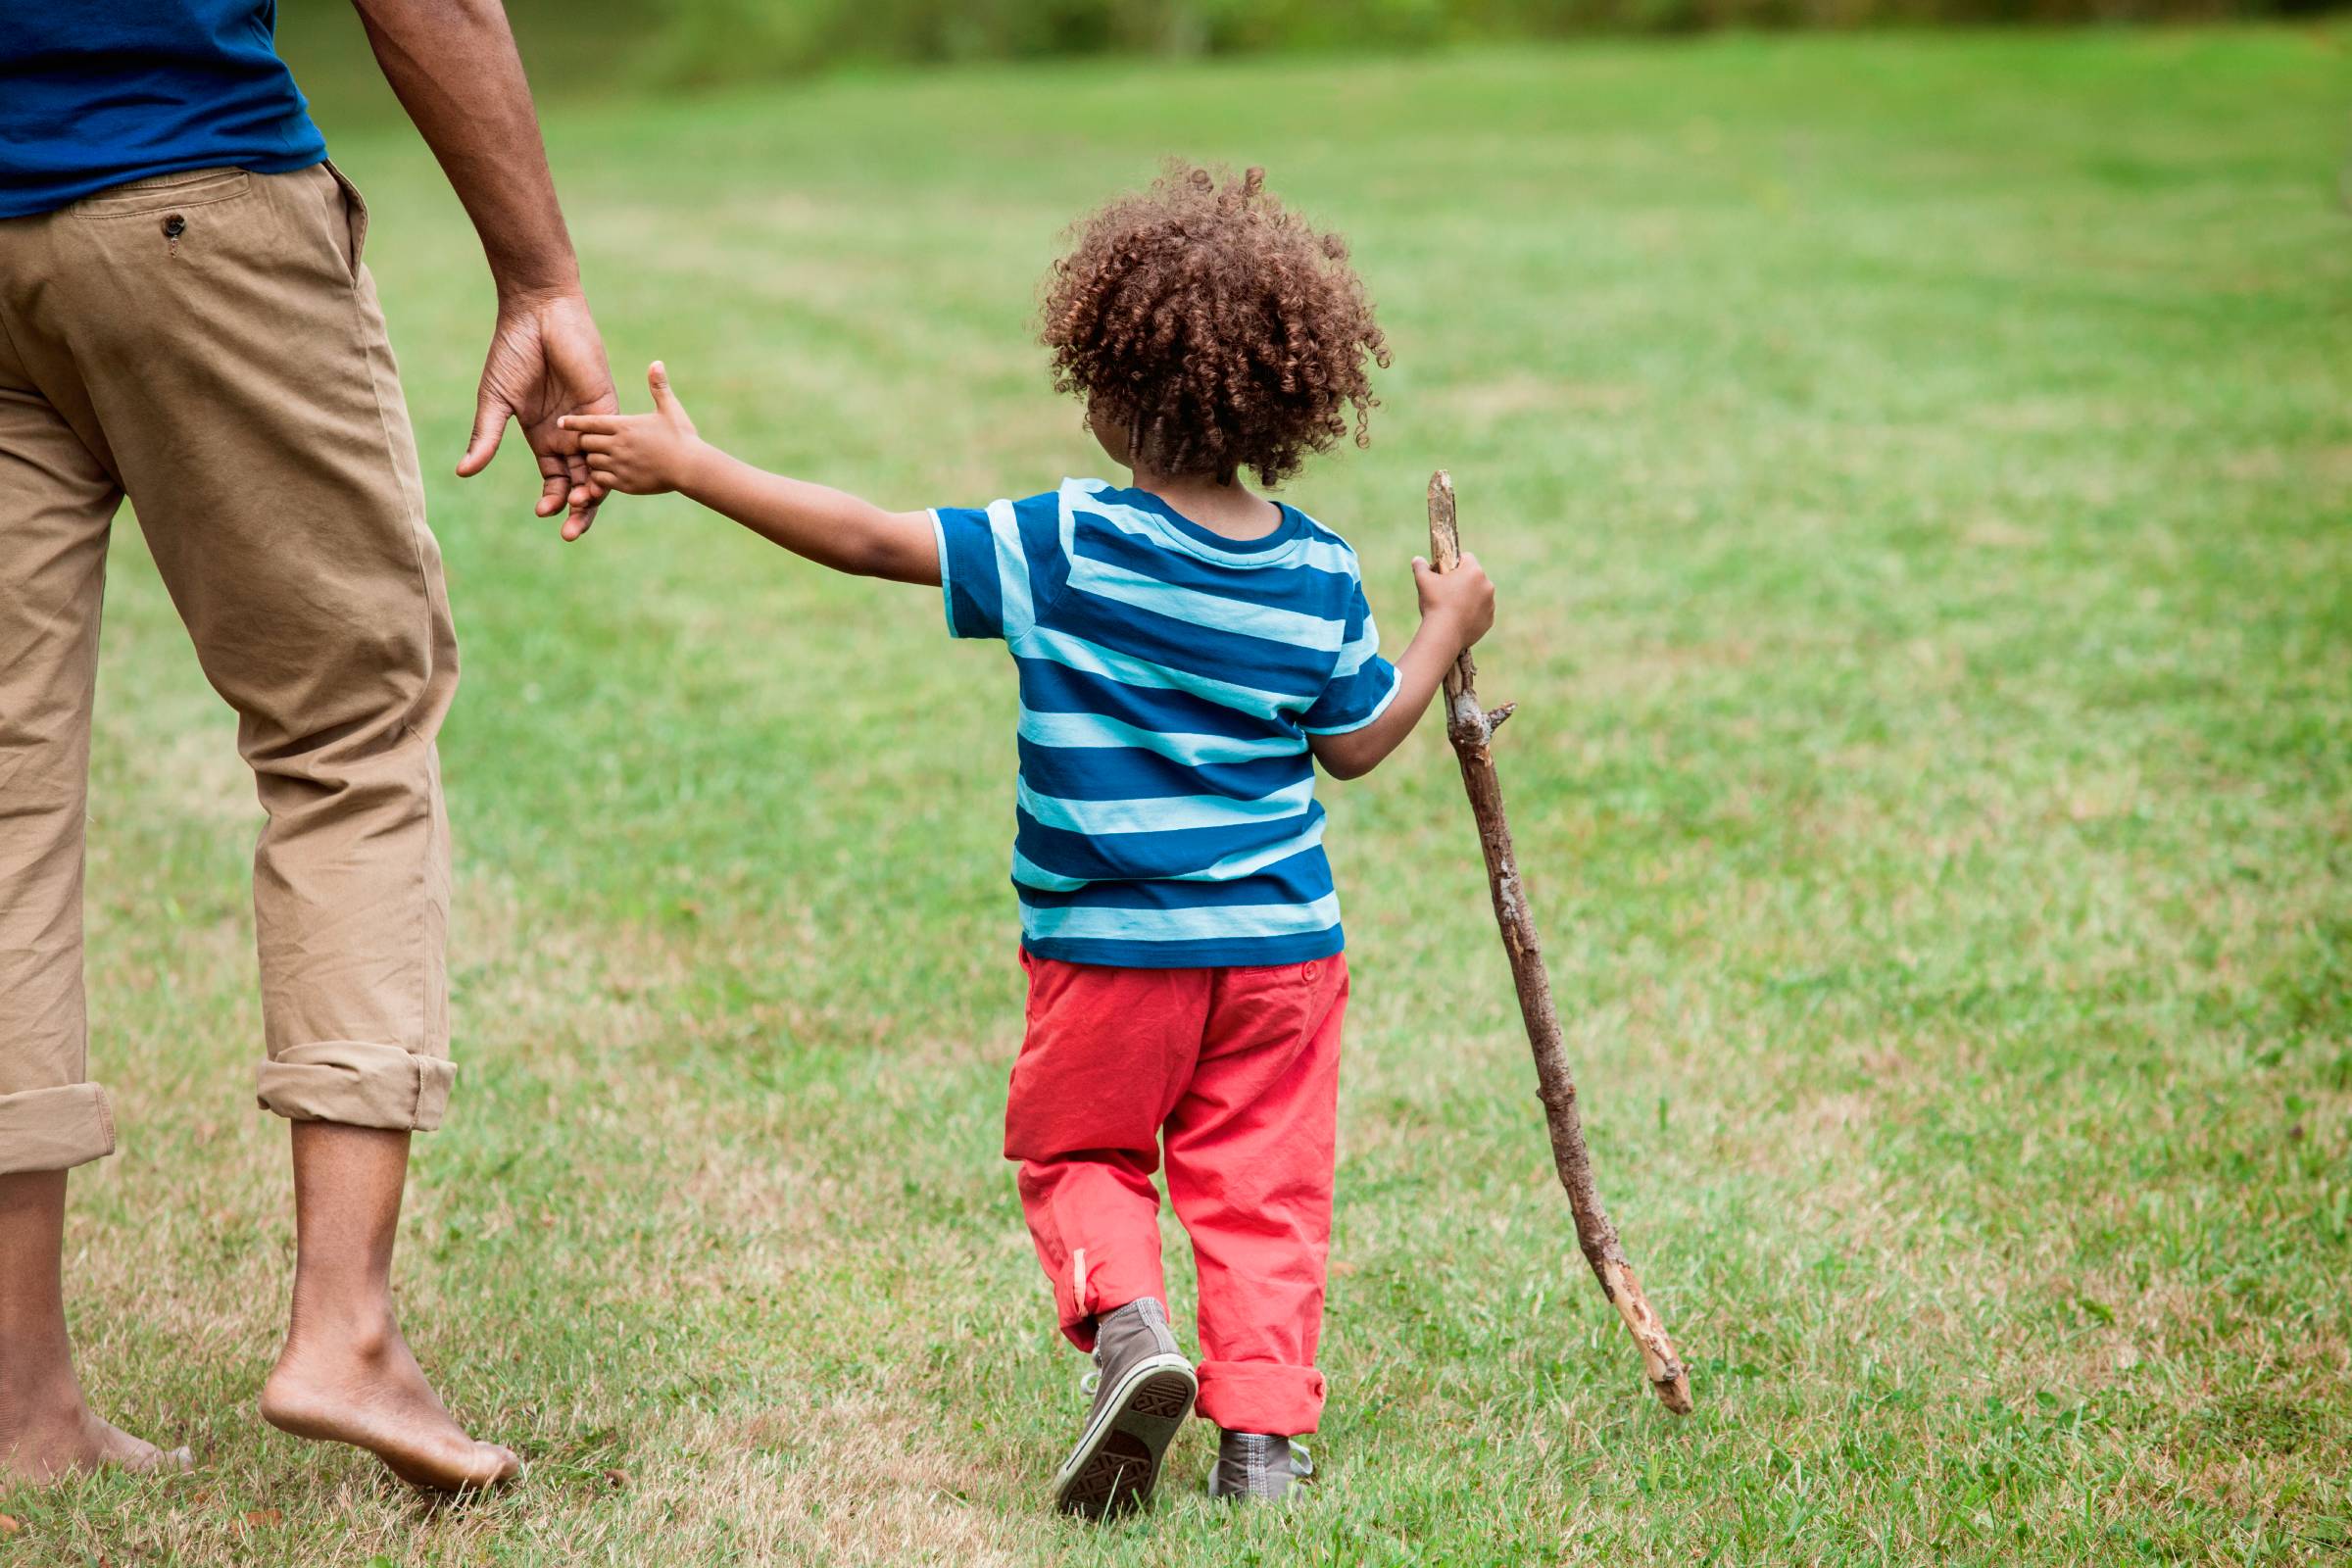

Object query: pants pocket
[321,160,370,281]
[68,167,251,219]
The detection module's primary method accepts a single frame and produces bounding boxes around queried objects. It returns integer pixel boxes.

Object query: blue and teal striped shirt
[933,478,1400,969]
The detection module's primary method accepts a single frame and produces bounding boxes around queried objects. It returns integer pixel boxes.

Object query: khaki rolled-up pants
[0,162,459,1176]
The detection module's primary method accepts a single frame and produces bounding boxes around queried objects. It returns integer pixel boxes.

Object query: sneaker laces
[1080,1369,1102,1396]
[1292,1442,1314,1480]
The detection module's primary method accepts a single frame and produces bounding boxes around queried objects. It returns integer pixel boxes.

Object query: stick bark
[1427,469,1694,1414]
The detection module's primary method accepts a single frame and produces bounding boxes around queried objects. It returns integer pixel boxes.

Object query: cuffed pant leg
[255,1040,457,1132]
[1167,956,1349,1437]
[0,1085,116,1176]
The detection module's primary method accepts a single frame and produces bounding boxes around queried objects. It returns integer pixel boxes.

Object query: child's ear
[1086,402,1130,466]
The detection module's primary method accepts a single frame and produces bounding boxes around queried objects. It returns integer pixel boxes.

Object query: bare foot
[0,1399,190,1485]
[260,1318,517,1494]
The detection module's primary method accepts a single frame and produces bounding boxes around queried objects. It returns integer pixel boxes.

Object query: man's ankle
[0,1369,86,1431]
[281,1291,399,1361]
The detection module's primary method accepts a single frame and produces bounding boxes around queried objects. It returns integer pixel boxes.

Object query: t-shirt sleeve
[1300,566,1401,734]
[930,492,1066,643]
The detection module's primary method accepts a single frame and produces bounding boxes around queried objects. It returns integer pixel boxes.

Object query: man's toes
[396,1437,520,1494]
[94,1421,186,1474]
[428,1441,520,1493]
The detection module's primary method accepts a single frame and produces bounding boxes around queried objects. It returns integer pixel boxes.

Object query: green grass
[6,26,2350,1567]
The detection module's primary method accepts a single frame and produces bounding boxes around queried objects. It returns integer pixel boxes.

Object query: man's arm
[350,0,617,538]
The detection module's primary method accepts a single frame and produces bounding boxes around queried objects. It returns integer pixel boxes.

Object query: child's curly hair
[1040,164,1390,489]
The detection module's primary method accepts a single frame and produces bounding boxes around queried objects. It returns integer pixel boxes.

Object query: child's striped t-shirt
[932,477,1400,969]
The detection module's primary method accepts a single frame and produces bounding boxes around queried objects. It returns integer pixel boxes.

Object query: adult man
[0,1,612,1489]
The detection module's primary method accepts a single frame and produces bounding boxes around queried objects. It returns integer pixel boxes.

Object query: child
[561,165,1494,1517]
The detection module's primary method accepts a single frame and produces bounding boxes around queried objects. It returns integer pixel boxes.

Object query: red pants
[1004,951,1348,1438]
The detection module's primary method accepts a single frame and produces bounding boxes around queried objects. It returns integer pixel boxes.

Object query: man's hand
[559,362,705,497]
[352,0,614,540]
[455,292,617,541]
[1412,548,1497,654]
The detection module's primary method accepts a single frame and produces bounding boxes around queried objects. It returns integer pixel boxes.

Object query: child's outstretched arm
[558,363,940,585]
[1310,554,1495,781]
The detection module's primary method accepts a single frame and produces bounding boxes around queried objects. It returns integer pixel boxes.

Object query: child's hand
[1411,550,1496,653]
[558,362,704,496]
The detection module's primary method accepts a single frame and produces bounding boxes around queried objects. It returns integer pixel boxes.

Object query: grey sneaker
[1207,1430,1314,1501]
[1052,1298,1198,1519]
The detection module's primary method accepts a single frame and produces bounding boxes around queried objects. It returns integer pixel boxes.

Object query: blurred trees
[636,0,2321,75]
[283,0,2340,101]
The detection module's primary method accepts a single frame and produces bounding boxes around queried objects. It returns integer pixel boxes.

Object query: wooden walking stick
[1426,469,1694,1414]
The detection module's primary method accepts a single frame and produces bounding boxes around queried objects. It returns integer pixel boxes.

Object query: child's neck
[1126,465,1283,543]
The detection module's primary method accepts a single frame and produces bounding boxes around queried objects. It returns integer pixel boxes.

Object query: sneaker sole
[1052,1353,1198,1521]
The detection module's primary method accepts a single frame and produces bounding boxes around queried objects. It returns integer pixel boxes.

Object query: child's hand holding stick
[1425,469,1694,1415]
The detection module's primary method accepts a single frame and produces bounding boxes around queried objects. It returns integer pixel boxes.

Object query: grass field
[4,26,2349,1567]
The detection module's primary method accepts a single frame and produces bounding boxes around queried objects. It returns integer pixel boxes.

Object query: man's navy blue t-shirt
[0,1,326,220]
